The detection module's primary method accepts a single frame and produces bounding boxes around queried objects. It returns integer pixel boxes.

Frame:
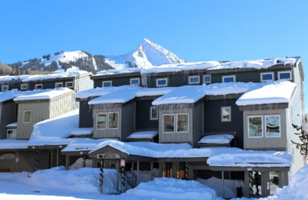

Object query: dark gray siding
[28,79,75,90]
[0,81,22,91]
[121,100,136,140]
[79,101,93,127]
[0,101,18,139]
[94,76,141,88]
[203,99,244,149]
[192,101,204,146]
[210,71,260,83]
[135,100,158,131]
[147,74,190,88]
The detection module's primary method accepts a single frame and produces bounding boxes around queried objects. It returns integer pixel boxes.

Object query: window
[35,84,43,90]
[55,82,63,88]
[265,115,281,137]
[163,114,175,133]
[188,76,200,84]
[108,112,119,129]
[177,114,189,132]
[66,81,74,89]
[150,107,158,120]
[261,72,274,82]
[6,129,16,139]
[97,113,107,129]
[222,75,236,83]
[203,75,211,84]
[221,106,231,122]
[278,71,292,80]
[248,116,263,138]
[1,85,8,92]
[103,81,112,87]
[20,84,27,91]
[156,78,168,87]
[130,78,140,86]
[23,111,31,123]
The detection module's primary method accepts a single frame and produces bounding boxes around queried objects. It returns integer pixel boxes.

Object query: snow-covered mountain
[8,39,185,73]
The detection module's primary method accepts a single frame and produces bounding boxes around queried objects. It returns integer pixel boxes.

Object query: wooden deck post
[65,155,70,170]
[116,160,119,191]
[244,171,249,197]
[137,161,140,185]
[56,148,59,167]
[150,162,154,181]
[131,161,135,187]
[222,171,225,198]
[50,149,53,168]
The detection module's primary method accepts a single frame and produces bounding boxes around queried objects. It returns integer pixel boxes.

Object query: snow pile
[6,122,17,128]
[236,80,297,106]
[0,139,28,149]
[69,158,93,169]
[198,177,244,198]
[14,88,73,101]
[127,131,158,139]
[70,128,93,136]
[198,134,234,144]
[125,178,221,200]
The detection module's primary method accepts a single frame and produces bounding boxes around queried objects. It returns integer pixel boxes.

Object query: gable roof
[14,88,74,102]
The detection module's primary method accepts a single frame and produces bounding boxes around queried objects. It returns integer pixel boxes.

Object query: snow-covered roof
[126,131,158,139]
[0,75,31,82]
[236,80,297,106]
[14,88,73,101]
[198,134,234,144]
[96,68,141,76]
[88,89,137,105]
[61,138,117,153]
[0,89,52,103]
[71,128,93,136]
[6,122,17,128]
[0,139,29,149]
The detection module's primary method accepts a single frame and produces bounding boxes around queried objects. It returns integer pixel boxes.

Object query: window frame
[108,112,119,130]
[278,71,292,81]
[188,76,200,84]
[23,110,31,123]
[35,84,43,90]
[150,106,158,120]
[264,115,281,138]
[102,81,112,87]
[176,113,189,133]
[1,85,9,92]
[130,78,140,86]
[96,112,107,130]
[162,114,175,133]
[20,84,28,91]
[55,82,63,88]
[222,75,236,83]
[65,81,74,89]
[203,75,211,84]
[156,78,168,87]
[260,72,274,82]
[221,106,231,122]
[247,115,263,138]
[6,129,16,139]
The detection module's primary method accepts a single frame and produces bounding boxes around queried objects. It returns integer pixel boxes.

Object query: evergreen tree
[291,124,308,156]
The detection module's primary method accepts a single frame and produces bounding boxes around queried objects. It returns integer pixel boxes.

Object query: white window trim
[23,110,31,123]
[96,112,107,130]
[264,115,281,138]
[156,78,168,87]
[150,107,158,120]
[108,112,119,130]
[65,81,74,88]
[221,106,231,122]
[102,81,112,87]
[260,72,274,82]
[6,129,16,139]
[162,114,175,133]
[247,116,263,138]
[130,78,140,86]
[278,71,292,81]
[20,84,27,91]
[1,85,8,91]
[35,84,43,90]
[176,113,189,133]
[188,76,200,84]
[222,75,236,83]
[203,75,211,84]
[55,82,63,88]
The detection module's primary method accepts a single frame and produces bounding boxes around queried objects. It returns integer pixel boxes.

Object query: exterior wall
[79,100,93,127]
[121,100,136,140]
[94,76,141,88]
[158,107,193,145]
[16,101,50,139]
[192,101,204,146]
[49,93,75,118]
[28,79,75,90]
[75,75,93,93]
[243,109,287,150]
[0,101,17,139]
[0,81,22,91]
[204,99,244,148]
[135,100,158,131]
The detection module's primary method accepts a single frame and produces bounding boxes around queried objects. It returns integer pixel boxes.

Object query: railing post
[99,160,104,194]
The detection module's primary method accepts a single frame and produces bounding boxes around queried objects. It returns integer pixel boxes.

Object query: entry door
[163,163,172,177]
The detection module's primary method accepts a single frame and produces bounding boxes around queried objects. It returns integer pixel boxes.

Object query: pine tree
[291,124,308,156]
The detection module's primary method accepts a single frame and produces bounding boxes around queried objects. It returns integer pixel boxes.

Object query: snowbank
[198,134,234,144]
[127,131,158,139]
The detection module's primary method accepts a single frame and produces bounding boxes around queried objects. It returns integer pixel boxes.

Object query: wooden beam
[116,160,119,192]
[65,155,70,170]
[222,171,225,198]
[150,162,154,181]
[137,161,140,185]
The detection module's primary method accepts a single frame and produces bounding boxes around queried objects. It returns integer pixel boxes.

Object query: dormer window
[20,84,27,91]
[188,76,200,84]
[66,81,74,89]
[203,75,211,84]
[130,78,140,86]
[261,72,274,82]
[156,78,168,87]
[278,71,292,80]
[222,75,236,83]
[35,84,43,90]
[103,81,112,87]
[1,85,9,92]
[55,82,63,88]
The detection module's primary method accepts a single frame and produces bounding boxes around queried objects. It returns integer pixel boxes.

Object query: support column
[185,162,188,180]
[56,148,59,167]
[244,171,249,198]
[35,149,40,171]
[222,171,225,198]
[162,162,166,177]
[65,155,70,170]
[150,162,154,181]
[100,160,104,194]
[261,172,269,197]
[50,149,53,168]
[121,166,125,193]
[117,160,120,192]
[83,155,86,168]
[137,161,140,185]
[131,161,134,187]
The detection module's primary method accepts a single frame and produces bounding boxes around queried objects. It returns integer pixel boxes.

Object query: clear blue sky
[1,0,308,111]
